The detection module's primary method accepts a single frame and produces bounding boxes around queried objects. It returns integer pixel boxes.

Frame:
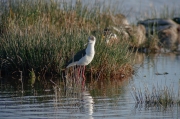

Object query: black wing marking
[66,49,86,66]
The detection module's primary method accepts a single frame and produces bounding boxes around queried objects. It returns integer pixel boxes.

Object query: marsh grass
[0,0,132,80]
[132,84,180,108]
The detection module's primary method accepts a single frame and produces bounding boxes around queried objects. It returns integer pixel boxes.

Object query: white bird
[66,35,96,85]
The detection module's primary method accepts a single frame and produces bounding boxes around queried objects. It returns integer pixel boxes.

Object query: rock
[138,18,180,51]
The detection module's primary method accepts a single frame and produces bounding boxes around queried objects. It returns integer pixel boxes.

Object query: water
[0,53,180,119]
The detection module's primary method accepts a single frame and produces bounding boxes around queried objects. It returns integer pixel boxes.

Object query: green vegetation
[0,0,132,79]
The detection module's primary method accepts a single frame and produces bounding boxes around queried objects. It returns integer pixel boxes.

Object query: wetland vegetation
[0,0,133,80]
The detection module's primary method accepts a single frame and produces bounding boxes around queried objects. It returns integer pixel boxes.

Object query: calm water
[0,53,180,119]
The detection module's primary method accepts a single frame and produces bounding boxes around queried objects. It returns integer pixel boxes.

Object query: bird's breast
[77,55,94,65]
[85,45,95,55]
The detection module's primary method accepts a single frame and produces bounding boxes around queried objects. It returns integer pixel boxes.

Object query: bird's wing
[66,49,86,66]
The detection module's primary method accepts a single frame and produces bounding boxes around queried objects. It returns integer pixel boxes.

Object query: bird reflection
[80,90,94,119]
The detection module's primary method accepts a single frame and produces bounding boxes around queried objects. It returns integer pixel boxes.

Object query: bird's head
[88,35,96,44]
[173,17,180,24]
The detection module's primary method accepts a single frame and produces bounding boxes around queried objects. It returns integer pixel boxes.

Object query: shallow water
[0,53,180,119]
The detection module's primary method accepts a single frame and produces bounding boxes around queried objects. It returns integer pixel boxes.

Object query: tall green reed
[0,0,132,79]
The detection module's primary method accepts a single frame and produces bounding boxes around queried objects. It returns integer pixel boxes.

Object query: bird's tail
[66,61,78,68]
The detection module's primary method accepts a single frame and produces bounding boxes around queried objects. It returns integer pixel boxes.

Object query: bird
[66,35,96,85]
[103,28,118,45]
[103,24,147,49]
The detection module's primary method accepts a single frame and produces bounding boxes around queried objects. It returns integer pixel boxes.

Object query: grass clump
[132,84,180,108]
[0,0,133,80]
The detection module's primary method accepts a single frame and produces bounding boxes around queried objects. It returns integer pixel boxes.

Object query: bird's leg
[77,66,80,79]
[75,66,80,84]
[74,66,77,80]
[76,66,82,80]
[82,65,86,87]
[80,66,84,85]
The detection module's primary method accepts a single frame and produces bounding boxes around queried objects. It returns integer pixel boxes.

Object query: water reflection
[80,91,94,119]
[131,53,180,114]
[131,52,145,65]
